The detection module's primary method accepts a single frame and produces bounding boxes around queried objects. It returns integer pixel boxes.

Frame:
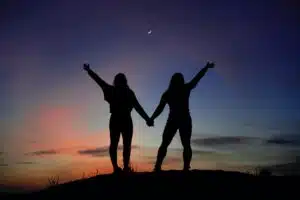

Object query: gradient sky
[1,0,300,192]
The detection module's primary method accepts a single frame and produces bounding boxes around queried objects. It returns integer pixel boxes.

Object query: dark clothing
[154,67,210,170]
[86,69,147,171]
[102,85,136,115]
[109,114,133,170]
[155,87,193,170]
[161,84,193,117]
[87,69,142,116]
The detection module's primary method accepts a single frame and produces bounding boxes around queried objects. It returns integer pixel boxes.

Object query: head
[113,73,128,87]
[168,73,184,89]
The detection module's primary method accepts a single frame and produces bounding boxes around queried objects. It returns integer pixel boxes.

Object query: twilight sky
[1,0,300,192]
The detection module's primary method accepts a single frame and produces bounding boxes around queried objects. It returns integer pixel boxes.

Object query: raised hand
[206,62,215,68]
[83,63,90,71]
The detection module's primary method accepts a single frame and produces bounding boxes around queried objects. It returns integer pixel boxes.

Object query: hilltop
[2,170,297,199]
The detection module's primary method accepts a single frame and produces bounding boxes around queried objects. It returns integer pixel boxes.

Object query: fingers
[83,63,90,71]
[206,61,215,68]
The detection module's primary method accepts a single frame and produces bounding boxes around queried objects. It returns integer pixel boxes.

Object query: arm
[150,93,167,121]
[186,62,215,90]
[132,93,151,122]
[83,63,111,90]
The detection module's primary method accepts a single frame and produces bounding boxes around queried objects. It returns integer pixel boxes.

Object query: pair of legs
[155,115,192,171]
[109,114,133,172]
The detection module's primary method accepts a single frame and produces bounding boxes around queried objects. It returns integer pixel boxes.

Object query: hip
[167,112,191,122]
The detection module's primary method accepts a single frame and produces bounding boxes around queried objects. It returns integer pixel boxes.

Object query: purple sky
[1,0,300,191]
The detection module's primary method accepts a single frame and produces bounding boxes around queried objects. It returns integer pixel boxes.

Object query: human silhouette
[150,62,215,171]
[83,63,153,173]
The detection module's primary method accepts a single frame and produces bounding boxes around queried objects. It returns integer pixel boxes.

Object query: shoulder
[103,85,113,93]
[127,88,136,98]
[162,90,169,100]
[184,83,193,91]
[127,88,134,94]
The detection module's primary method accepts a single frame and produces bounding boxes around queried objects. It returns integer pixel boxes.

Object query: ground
[1,169,297,199]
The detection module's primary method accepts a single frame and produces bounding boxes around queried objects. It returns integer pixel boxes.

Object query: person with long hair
[83,63,153,173]
[150,62,215,172]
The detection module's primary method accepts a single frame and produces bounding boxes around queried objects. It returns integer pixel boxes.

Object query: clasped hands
[146,117,154,127]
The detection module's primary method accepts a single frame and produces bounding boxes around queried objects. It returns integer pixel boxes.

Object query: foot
[153,166,162,172]
[183,166,191,172]
[113,167,123,174]
[123,166,134,174]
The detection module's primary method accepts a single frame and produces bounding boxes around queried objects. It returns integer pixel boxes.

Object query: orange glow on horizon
[2,154,161,191]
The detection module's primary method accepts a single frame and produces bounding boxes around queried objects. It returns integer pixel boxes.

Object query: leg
[154,118,178,171]
[109,116,121,172]
[122,117,133,171]
[179,115,192,171]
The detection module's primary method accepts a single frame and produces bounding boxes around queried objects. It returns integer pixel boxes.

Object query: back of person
[84,64,153,173]
[163,85,191,118]
[105,86,135,116]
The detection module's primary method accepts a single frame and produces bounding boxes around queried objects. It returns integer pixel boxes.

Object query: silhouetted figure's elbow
[83,63,113,102]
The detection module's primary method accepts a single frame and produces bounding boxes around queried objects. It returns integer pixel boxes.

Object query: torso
[104,86,134,116]
[164,85,191,118]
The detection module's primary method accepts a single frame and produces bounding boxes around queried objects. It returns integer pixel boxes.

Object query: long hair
[168,72,185,91]
[113,73,129,88]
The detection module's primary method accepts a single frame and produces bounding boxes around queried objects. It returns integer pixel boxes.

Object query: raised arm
[186,62,215,90]
[83,63,111,90]
[150,93,167,121]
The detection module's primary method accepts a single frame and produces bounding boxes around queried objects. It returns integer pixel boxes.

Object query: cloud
[78,145,140,157]
[170,148,223,155]
[266,138,295,145]
[25,149,58,156]
[144,148,226,165]
[191,135,300,151]
[163,157,183,165]
[15,161,36,165]
[265,134,300,147]
[191,136,258,146]
[144,155,182,165]
[78,147,110,157]
[165,157,182,163]
[266,158,300,176]
[193,149,228,156]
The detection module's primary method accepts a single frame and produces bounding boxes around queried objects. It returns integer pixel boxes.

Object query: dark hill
[2,170,298,199]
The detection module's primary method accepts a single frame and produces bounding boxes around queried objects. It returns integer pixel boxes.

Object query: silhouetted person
[83,63,153,173]
[150,62,215,171]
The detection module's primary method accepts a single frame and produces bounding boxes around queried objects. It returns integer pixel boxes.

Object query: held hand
[206,62,215,69]
[146,118,154,127]
[83,63,90,71]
